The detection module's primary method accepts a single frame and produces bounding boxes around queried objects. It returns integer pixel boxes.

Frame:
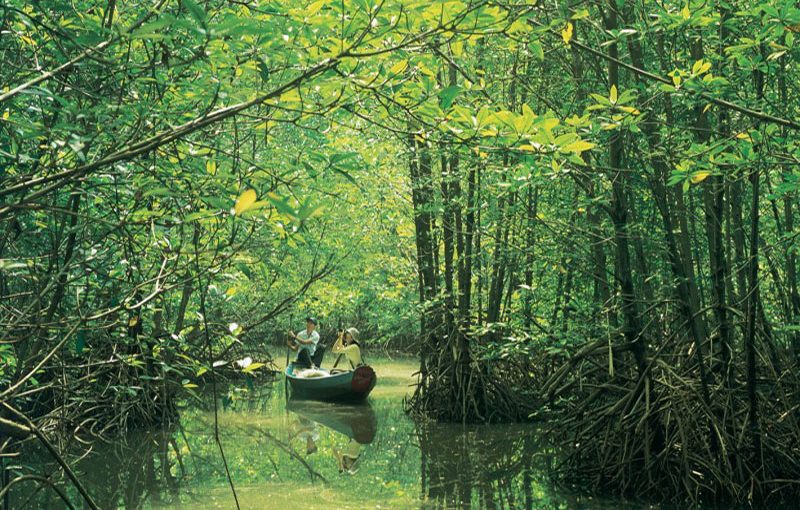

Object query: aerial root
[539,343,800,504]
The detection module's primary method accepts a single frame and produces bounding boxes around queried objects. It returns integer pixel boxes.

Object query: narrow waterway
[13,356,651,509]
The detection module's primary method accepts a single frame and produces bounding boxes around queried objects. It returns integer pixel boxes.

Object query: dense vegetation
[2,0,800,506]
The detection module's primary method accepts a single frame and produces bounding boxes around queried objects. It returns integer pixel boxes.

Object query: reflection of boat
[287,400,378,444]
[285,362,377,402]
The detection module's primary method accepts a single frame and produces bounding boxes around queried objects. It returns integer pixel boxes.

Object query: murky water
[10,356,652,509]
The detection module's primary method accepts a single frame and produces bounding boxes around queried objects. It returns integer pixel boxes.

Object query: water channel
[12,356,655,509]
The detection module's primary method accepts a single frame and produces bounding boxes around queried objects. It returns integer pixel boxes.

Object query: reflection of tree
[417,423,642,510]
[12,417,330,508]
[189,386,331,484]
[253,424,327,483]
[10,427,180,509]
[418,423,586,509]
[418,423,531,508]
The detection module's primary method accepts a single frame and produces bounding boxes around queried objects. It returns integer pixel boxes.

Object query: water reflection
[10,426,179,509]
[289,414,321,455]
[286,400,377,444]
[417,423,551,509]
[286,400,377,475]
[416,422,659,510]
[9,357,657,509]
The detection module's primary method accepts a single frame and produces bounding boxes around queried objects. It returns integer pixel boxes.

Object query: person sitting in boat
[331,327,363,370]
[287,317,320,368]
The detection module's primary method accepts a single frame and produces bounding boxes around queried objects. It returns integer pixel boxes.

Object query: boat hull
[285,363,376,402]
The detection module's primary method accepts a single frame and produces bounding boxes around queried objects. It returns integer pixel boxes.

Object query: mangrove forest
[2,0,800,508]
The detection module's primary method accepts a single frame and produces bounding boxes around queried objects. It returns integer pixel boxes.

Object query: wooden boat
[285,362,377,402]
[286,400,377,443]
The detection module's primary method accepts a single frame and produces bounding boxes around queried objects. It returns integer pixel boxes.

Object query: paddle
[285,312,293,401]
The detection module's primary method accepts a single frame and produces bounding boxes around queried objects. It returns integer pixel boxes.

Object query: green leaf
[389,59,408,75]
[237,263,253,279]
[571,9,589,20]
[267,193,298,218]
[330,152,359,167]
[554,133,578,146]
[257,58,270,82]
[307,0,326,16]
[75,331,86,354]
[181,0,206,24]
[530,41,544,61]
[131,16,177,39]
[202,197,231,210]
[438,86,460,109]
[213,17,262,36]
[563,140,596,153]
[143,187,175,198]
[332,166,358,185]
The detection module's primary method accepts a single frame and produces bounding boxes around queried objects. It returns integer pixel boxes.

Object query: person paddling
[287,317,320,368]
[331,327,363,370]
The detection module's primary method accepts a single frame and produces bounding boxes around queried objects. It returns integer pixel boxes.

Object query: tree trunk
[744,65,764,462]
[691,38,733,385]
[605,4,645,372]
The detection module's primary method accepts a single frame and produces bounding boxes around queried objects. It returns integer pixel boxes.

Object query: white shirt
[296,329,320,355]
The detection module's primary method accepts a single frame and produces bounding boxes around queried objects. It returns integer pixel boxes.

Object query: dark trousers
[294,349,313,367]
[312,345,325,366]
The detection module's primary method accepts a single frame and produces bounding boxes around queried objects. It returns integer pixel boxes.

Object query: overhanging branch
[530,20,800,131]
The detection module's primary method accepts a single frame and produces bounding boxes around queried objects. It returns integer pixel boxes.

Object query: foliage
[3,0,800,506]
